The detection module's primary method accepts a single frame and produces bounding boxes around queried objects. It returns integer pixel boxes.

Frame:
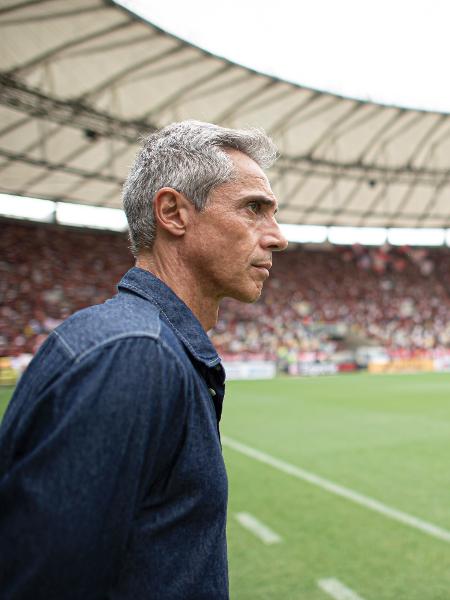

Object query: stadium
[1,1,450,599]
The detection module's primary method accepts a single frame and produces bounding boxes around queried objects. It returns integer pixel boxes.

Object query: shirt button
[208,387,217,397]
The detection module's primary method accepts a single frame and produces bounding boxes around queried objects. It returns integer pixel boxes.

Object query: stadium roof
[1,0,450,229]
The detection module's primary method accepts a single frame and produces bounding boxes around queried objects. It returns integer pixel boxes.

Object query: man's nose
[261,220,288,252]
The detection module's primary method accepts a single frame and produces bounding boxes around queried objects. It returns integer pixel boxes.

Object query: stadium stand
[215,243,450,360]
[1,220,449,367]
[1,1,450,379]
[0,220,132,357]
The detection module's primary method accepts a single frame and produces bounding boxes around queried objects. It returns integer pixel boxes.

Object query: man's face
[185,149,288,303]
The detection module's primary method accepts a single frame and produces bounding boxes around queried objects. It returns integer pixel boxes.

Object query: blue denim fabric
[0,267,228,600]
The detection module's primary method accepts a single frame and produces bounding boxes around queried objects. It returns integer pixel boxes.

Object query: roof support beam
[2,77,450,190]
[7,20,134,76]
[1,4,106,26]
[0,148,122,185]
[0,74,150,142]
[0,0,59,17]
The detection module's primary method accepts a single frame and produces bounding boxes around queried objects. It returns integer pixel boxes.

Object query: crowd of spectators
[212,242,450,359]
[0,221,132,357]
[1,220,450,360]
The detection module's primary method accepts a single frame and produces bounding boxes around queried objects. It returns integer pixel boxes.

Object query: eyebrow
[243,195,279,214]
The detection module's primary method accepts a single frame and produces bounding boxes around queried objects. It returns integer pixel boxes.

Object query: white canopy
[1,0,449,228]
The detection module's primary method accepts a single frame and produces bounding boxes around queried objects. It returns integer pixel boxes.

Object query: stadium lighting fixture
[0,194,55,222]
[1,193,448,247]
[387,228,445,246]
[0,194,128,232]
[328,227,387,246]
[279,224,327,244]
[56,202,128,231]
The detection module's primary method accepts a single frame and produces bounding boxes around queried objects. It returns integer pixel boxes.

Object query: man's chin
[228,284,263,303]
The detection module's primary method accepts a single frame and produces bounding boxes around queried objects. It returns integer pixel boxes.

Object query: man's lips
[251,262,272,276]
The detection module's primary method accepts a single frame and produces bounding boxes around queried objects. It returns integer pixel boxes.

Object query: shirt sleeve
[0,335,188,599]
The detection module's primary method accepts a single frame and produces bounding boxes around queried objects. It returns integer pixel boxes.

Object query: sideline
[222,436,450,543]
[235,512,282,544]
[318,578,366,600]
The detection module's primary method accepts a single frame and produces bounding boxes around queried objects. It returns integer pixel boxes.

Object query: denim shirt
[0,267,228,600]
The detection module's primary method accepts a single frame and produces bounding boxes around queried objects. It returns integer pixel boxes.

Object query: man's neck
[136,251,219,332]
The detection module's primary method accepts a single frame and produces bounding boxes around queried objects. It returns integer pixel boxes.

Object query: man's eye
[248,201,261,213]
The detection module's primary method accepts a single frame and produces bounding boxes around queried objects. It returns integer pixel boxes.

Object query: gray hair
[122,119,278,255]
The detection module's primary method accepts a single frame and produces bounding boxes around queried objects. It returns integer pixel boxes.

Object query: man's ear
[152,187,192,239]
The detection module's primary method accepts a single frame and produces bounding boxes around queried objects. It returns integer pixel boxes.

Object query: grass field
[0,385,13,421]
[2,372,450,599]
[223,373,450,600]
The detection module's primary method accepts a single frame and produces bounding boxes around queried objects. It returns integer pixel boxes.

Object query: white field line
[318,578,366,600]
[235,512,282,544]
[222,436,450,544]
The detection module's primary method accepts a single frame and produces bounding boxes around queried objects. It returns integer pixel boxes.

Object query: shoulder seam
[74,332,160,364]
[70,333,189,381]
[53,329,76,359]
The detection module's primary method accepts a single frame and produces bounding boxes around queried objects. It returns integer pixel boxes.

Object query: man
[0,120,287,599]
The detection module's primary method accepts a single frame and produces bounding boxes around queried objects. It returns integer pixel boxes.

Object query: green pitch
[0,386,13,421]
[222,373,450,599]
[2,373,450,599]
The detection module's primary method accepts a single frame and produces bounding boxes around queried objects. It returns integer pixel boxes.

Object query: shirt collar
[118,267,221,368]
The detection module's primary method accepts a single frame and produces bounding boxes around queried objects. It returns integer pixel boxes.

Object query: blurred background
[1,2,450,598]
